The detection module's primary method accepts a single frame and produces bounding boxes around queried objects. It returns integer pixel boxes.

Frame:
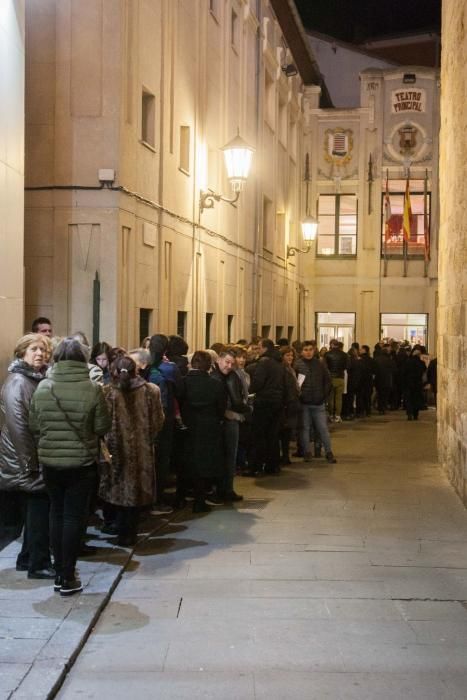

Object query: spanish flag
[403,178,412,243]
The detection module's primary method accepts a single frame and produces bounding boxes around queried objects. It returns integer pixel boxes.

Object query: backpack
[148,365,169,411]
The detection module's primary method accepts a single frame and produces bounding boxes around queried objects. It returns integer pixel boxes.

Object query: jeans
[222,419,239,494]
[300,403,332,455]
[329,377,345,418]
[16,491,51,573]
[43,464,97,580]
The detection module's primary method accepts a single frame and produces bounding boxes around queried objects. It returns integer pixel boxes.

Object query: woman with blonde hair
[0,333,52,578]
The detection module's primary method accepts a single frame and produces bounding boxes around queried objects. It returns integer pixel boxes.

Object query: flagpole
[383,169,389,277]
[423,168,429,277]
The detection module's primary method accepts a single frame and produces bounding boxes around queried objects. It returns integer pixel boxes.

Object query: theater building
[301,66,439,350]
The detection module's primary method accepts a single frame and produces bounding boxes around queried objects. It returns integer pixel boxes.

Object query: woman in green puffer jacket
[29,337,111,597]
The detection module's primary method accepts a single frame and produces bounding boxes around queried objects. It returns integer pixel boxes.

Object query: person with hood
[246,338,286,475]
[0,333,52,579]
[99,355,164,545]
[148,334,183,512]
[29,337,111,596]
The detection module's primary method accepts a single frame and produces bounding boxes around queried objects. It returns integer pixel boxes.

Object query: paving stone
[0,616,60,639]
[254,670,455,700]
[58,671,255,699]
[0,663,29,693]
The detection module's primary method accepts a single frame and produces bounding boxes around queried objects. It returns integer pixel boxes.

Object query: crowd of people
[0,316,436,597]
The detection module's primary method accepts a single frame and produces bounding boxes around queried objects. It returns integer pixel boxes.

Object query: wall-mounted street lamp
[200,132,255,213]
[287,215,319,259]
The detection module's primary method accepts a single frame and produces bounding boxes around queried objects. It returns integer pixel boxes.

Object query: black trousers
[249,402,282,473]
[16,491,51,573]
[115,506,140,539]
[43,465,96,580]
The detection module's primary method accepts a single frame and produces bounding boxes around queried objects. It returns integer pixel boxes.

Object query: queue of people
[0,316,436,598]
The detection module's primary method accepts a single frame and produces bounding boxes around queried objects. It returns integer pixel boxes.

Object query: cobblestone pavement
[6,410,467,699]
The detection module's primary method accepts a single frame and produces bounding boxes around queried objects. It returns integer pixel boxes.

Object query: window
[317,195,357,257]
[263,196,273,251]
[264,71,275,129]
[381,180,430,257]
[261,324,271,338]
[316,312,355,351]
[287,325,294,342]
[278,96,287,145]
[227,315,234,343]
[381,313,428,348]
[275,326,284,342]
[139,308,152,344]
[141,90,155,148]
[177,311,187,338]
[205,313,214,348]
[179,125,190,173]
[230,9,238,48]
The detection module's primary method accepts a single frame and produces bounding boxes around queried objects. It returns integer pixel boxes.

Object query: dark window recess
[261,325,271,339]
[139,308,152,344]
[227,315,234,343]
[275,326,284,342]
[287,326,294,342]
[177,311,187,338]
[205,313,214,348]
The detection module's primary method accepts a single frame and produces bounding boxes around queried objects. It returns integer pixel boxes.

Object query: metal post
[92,271,100,346]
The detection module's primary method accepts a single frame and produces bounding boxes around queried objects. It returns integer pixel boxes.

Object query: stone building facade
[0,1,25,378]
[303,67,439,351]
[438,0,467,503]
[24,0,318,349]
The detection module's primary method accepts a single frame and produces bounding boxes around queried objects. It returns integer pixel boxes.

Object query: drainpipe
[251,0,262,340]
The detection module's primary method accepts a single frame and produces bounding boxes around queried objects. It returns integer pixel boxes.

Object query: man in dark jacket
[356,345,375,417]
[325,339,349,422]
[373,344,395,414]
[212,351,251,501]
[246,338,285,475]
[296,342,336,463]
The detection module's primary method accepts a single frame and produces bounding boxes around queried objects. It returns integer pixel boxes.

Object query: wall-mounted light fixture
[200,131,255,213]
[281,63,298,78]
[287,215,318,258]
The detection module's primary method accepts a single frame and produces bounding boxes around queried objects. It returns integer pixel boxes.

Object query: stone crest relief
[384,121,431,164]
[324,128,354,166]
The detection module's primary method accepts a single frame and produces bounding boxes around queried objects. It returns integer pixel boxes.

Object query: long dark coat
[180,370,226,480]
[402,355,426,413]
[99,378,164,507]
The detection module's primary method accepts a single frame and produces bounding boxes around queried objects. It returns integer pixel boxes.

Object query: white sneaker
[334,416,342,423]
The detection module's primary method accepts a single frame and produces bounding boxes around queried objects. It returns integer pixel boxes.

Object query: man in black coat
[212,351,251,501]
[356,345,375,417]
[373,344,395,414]
[246,338,286,475]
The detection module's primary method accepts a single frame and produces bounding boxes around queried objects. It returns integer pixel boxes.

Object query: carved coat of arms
[324,128,353,166]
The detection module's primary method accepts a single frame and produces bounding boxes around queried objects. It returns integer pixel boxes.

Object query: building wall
[304,67,439,351]
[438,0,467,503]
[0,1,25,381]
[24,0,308,350]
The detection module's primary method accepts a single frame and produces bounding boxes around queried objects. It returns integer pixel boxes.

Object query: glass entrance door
[316,313,356,351]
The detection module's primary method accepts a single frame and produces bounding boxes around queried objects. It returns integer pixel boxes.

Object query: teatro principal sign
[391,89,426,113]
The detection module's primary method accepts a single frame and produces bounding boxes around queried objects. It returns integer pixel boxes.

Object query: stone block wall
[438,0,467,503]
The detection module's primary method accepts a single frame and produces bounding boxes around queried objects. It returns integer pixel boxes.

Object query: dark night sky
[294,0,441,43]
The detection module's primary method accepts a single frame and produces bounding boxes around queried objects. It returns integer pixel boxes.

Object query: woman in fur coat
[99,355,164,546]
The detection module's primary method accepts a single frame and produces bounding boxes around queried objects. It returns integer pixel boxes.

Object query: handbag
[48,384,105,464]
